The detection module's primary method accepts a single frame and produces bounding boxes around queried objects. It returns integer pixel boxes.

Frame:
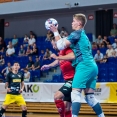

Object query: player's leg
[71,63,87,117]
[84,77,105,117]
[71,88,82,117]
[16,95,27,117]
[71,61,99,117]
[63,82,72,117]
[54,90,65,117]
[64,101,71,117]
[0,105,8,117]
[0,94,15,117]
[54,80,72,117]
[21,105,27,117]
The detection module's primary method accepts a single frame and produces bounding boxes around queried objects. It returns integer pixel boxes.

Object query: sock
[0,108,5,117]
[71,90,81,116]
[85,94,105,117]
[98,113,105,117]
[65,110,71,117]
[22,110,27,117]
[55,99,65,117]
[93,103,105,117]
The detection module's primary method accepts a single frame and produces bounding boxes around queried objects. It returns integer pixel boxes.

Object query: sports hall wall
[4,9,117,38]
[4,11,95,38]
[0,0,117,15]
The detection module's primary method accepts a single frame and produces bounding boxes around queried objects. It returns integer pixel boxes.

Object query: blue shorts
[72,61,98,90]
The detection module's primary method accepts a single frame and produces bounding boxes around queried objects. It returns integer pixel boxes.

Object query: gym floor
[5,113,116,117]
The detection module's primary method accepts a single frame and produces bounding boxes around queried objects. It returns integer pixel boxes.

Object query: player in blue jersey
[50,14,105,117]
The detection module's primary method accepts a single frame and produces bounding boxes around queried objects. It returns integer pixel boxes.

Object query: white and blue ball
[45,18,58,30]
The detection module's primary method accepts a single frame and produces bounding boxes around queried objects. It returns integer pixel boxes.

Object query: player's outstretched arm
[50,25,71,50]
[41,60,59,71]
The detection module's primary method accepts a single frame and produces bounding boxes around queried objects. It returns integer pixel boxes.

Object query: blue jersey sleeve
[67,30,82,44]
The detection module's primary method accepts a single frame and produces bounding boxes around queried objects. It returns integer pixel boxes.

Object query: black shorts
[59,79,72,102]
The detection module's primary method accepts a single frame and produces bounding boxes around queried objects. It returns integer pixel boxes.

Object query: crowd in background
[0,23,117,82]
[0,27,69,82]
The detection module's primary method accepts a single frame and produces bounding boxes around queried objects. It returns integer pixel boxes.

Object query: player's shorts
[72,61,98,90]
[3,94,26,106]
[59,79,72,102]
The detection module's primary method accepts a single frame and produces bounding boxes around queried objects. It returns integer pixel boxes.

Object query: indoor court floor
[5,113,116,117]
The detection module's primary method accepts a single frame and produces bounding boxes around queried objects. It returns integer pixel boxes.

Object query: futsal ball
[45,18,58,30]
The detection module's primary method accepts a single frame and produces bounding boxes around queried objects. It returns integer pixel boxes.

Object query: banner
[0,83,117,103]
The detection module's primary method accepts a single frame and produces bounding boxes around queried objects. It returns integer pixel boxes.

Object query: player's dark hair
[50,36,55,42]
[13,62,19,65]
[23,68,28,71]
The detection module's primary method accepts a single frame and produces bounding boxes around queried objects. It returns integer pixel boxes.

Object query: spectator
[12,35,18,47]
[28,35,36,46]
[98,44,102,49]
[101,44,105,48]
[23,68,30,82]
[114,47,117,57]
[32,56,40,71]
[31,43,38,55]
[110,23,117,37]
[40,50,45,60]
[23,34,29,47]
[100,55,108,63]
[0,37,5,45]
[7,41,12,48]
[92,42,98,50]
[95,35,103,44]
[102,36,110,47]
[106,44,115,58]
[60,27,68,38]
[1,62,12,78]
[112,38,117,49]
[26,46,32,56]
[26,56,34,70]
[43,48,52,60]
[0,55,5,65]
[0,37,6,52]
[6,44,15,57]
[0,42,5,53]
[0,79,3,83]
[94,50,103,62]
[30,31,37,39]
[18,45,25,56]
[45,30,54,41]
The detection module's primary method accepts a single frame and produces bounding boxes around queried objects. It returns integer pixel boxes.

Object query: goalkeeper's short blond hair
[73,14,87,27]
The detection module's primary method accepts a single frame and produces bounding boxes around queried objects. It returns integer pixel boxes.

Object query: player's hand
[7,88,11,92]
[50,54,58,60]
[19,89,23,93]
[41,65,50,71]
[50,24,58,32]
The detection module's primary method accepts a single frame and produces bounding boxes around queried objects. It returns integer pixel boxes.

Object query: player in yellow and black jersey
[0,62,27,117]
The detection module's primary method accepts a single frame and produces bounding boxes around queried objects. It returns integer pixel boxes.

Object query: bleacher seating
[44,73,64,83]
[6,102,117,115]
[0,36,57,82]
[0,34,116,82]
